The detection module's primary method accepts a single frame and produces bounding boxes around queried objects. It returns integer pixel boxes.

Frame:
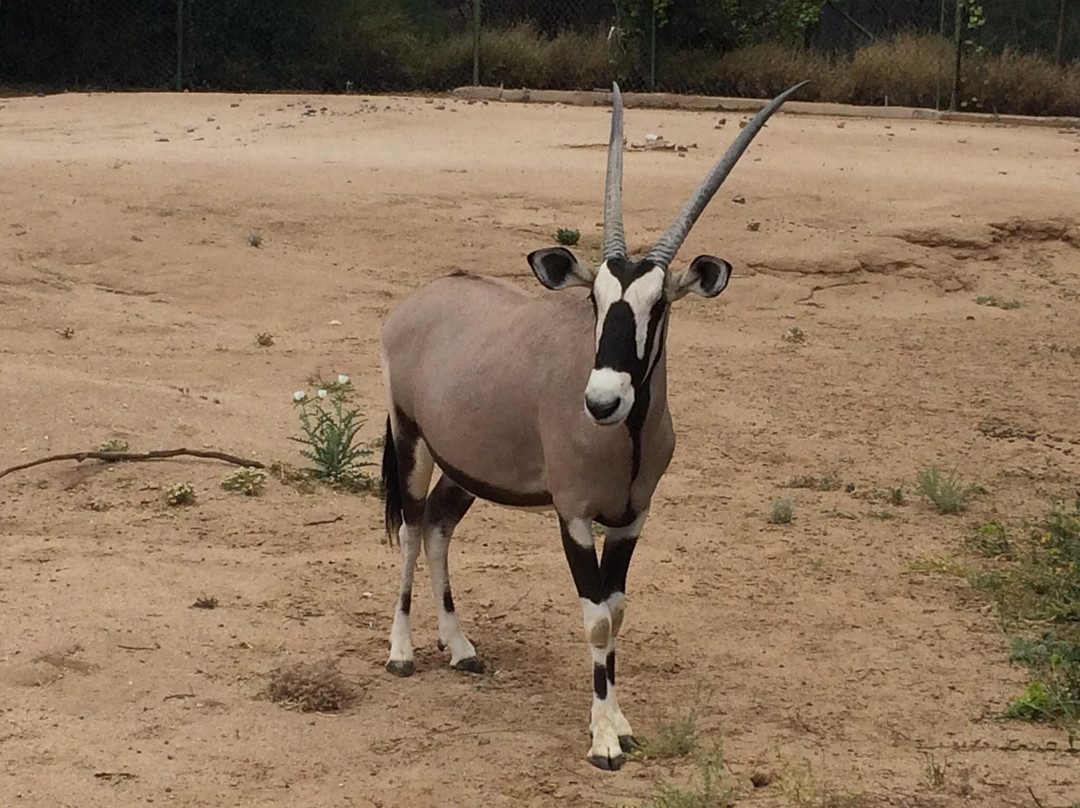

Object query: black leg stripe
[593,664,608,701]
[600,536,638,599]
[606,651,615,684]
[560,519,602,603]
[399,590,411,615]
[426,475,475,533]
[443,589,455,614]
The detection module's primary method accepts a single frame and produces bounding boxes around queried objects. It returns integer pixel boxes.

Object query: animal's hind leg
[386,411,434,677]
[424,474,482,673]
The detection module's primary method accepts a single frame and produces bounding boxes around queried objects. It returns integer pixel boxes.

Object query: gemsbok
[378,80,807,770]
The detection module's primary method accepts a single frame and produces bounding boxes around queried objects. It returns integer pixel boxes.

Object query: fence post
[949,0,963,111]
[175,0,184,91]
[935,0,946,110]
[649,0,656,92]
[1056,0,1067,66]
[472,0,481,85]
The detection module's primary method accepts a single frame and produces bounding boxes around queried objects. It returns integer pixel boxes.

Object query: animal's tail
[381,414,403,546]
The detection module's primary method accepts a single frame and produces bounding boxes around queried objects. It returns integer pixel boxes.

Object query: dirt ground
[2,90,1079,808]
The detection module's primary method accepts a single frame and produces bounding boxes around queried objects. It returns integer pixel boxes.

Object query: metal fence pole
[175,0,184,90]
[1056,0,1067,66]
[949,0,963,111]
[472,0,481,85]
[935,0,946,110]
[649,0,656,91]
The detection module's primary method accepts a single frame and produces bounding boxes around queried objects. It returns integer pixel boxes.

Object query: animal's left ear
[527,247,595,290]
[666,255,732,301]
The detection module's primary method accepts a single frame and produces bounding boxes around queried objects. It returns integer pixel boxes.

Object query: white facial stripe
[592,262,622,350]
[645,308,667,378]
[622,268,665,359]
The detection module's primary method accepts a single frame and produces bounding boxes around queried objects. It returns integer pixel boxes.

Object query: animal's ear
[527,247,595,290]
[666,255,731,301]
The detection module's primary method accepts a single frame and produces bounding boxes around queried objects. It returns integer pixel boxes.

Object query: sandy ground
[2,90,1080,808]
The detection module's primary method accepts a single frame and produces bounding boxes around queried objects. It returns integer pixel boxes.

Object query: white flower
[317,389,328,399]
[293,390,306,401]
[337,374,349,385]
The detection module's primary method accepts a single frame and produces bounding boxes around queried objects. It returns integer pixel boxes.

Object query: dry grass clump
[842,33,946,108]
[650,33,1080,117]
[265,660,359,712]
[971,51,1080,117]
[468,25,616,90]
[713,42,835,99]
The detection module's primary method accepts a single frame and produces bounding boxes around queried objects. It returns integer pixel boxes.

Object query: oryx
[378,80,806,770]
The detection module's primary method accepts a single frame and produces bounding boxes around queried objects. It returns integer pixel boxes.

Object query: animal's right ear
[527,247,595,290]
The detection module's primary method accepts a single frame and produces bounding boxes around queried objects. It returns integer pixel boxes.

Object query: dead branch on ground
[0,448,265,480]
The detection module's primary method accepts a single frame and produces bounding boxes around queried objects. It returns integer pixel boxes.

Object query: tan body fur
[380,271,675,523]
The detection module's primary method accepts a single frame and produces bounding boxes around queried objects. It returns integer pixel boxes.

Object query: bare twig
[117,644,159,651]
[1,448,265,480]
[490,587,533,620]
[303,515,344,527]
[163,692,196,701]
[1027,786,1045,808]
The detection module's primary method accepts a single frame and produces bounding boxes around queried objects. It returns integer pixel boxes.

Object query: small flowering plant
[290,374,374,490]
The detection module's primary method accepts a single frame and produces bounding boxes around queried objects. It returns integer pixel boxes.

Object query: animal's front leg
[560,516,625,771]
[600,511,646,753]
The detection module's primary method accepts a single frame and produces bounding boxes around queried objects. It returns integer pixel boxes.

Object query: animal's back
[380,271,539,413]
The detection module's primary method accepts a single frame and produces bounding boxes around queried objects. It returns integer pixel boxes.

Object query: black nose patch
[596,301,636,373]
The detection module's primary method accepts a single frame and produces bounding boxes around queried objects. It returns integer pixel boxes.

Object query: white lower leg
[605,592,633,739]
[425,527,477,666]
[583,600,623,764]
[387,523,421,668]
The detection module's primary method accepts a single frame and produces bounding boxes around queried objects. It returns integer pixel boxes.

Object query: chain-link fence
[1,1,1077,116]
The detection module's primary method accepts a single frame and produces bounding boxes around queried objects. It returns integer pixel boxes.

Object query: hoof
[386,659,415,677]
[588,752,625,772]
[451,656,484,674]
[618,735,642,754]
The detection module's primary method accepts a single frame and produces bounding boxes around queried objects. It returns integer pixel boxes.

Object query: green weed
[221,467,268,496]
[966,522,1011,558]
[769,498,795,525]
[642,704,699,759]
[290,375,376,492]
[915,465,982,514]
[782,325,807,344]
[165,482,196,507]
[785,474,841,491]
[555,227,580,246]
[975,295,1021,310]
[642,744,737,808]
[920,751,946,790]
[99,438,130,454]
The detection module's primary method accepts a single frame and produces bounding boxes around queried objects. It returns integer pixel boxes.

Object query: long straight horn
[644,80,808,268]
[603,82,627,261]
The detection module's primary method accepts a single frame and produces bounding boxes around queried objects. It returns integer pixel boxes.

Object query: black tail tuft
[381,415,403,546]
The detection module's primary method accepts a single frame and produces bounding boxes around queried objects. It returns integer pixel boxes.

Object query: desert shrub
[915,465,982,515]
[769,497,795,524]
[265,660,359,712]
[842,33,947,108]
[705,43,834,99]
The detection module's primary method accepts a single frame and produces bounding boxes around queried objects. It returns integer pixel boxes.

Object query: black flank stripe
[424,440,552,508]
[606,651,616,684]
